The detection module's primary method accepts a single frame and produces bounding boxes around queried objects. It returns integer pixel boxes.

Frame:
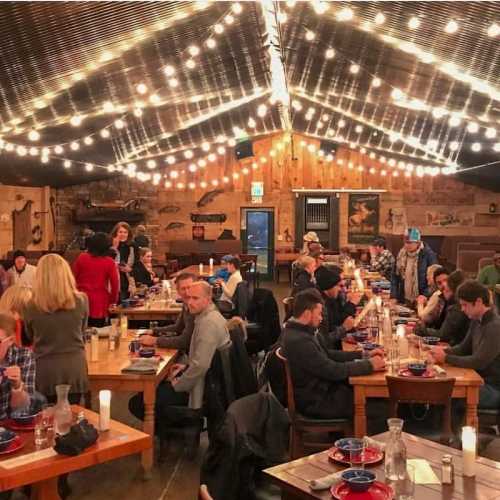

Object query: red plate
[328,447,384,466]
[0,435,24,455]
[3,419,36,431]
[398,368,435,378]
[331,481,393,499]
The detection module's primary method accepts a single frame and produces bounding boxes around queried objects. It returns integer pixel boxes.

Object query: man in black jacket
[283,289,385,419]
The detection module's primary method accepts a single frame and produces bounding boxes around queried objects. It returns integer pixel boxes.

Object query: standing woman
[110,222,135,302]
[23,254,89,404]
[73,232,119,327]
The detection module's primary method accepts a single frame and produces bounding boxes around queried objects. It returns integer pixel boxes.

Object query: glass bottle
[54,384,73,436]
[384,418,407,481]
[441,454,454,484]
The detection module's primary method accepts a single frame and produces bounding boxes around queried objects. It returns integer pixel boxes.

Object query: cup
[35,405,55,447]
[397,463,415,500]
[349,439,366,469]
[129,340,140,353]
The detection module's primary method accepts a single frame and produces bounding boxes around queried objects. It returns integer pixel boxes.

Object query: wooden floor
[10,281,500,500]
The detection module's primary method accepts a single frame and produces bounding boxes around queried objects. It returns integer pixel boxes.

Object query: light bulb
[485,127,496,139]
[257,104,267,117]
[248,117,256,128]
[372,77,381,87]
[188,45,200,57]
[322,113,329,122]
[83,136,93,145]
[305,31,315,41]
[449,141,459,151]
[208,153,216,162]
[391,88,405,100]
[147,159,156,169]
[16,146,27,156]
[200,181,208,188]
[149,94,160,104]
[169,78,179,88]
[355,125,363,133]
[103,101,115,113]
[134,108,143,117]
[136,83,148,94]
[224,14,234,25]
[277,12,287,23]
[85,163,94,171]
[338,119,346,128]
[170,170,179,179]
[419,52,435,64]
[374,12,385,25]
[100,129,111,138]
[232,3,243,14]
[214,24,224,34]
[185,59,196,69]
[184,150,193,159]
[494,143,500,152]
[164,180,172,188]
[29,147,38,156]
[70,141,80,151]
[163,65,176,77]
[198,159,207,167]
[188,164,197,173]
[448,115,461,127]
[217,146,226,154]
[467,122,479,133]
[445,20,458,34]
[488,23,500,37]
[408,17,420,30]
[325,48,335,59]
[432,107,447,119]
[64,160,71,168]
[28,130,40,141]
[72,72,84,82]
[40,155,49,163]
[349,64,360,74]
[471,142,481,152]
[114,119,125,129]
[202,142,210,151]
[166,155,176,164]
[107,164,115,172]
[188,182,196,190]
[70,115,82,127]
[336,7,353,21]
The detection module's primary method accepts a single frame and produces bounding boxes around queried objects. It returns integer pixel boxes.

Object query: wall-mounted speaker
[234,140,254,160]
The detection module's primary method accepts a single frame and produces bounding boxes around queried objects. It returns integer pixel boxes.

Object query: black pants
[88,317,106,328]
[129,381,189,433]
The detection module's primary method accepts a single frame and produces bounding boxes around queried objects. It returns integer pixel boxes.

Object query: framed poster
[348,193,379,244]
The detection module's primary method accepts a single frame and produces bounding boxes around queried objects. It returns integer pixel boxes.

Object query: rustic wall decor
[348,194,379,244]
[12,200,33,250]
[190,213,227,223]
[165,222,186,231]
[426,210,475,227]
[159,205,181,214]
[197,189,224,208]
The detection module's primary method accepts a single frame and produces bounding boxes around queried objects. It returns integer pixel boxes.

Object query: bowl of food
[0,427,16,451]
[423,336,440,346]
[341,469,376,492]
[360,342,382,351]
[10,410,37,426]
[351,331,369,343]
[334,438,365,460]
[408,362,427,376]
[138,347,156,358]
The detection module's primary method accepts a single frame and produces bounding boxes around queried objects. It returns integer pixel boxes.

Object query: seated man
[129,281,230,423]
[417,266,448,328]
[283,289,385,419]
[0,313,35,420]
[291,255,317,296]
[207,255,231,285]
[430,280,500,410]
[139,272,196,351]
[416,270,469,346]
[316,269,356,349]
[477,251,500,311]
[369,237,395,281]
[215,256,243,313]
[7,250,37,288]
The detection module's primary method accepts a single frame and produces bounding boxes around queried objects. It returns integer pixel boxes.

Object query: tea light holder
[396,324,406,338]
[462,426,476,477]
[99,390,111,432]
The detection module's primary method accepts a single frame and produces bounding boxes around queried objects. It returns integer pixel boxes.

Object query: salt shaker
[441,454,454,484]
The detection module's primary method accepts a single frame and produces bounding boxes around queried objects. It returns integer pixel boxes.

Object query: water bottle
[384,418,407,481]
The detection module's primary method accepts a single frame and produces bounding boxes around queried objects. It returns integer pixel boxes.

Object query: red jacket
[73,252,119,319]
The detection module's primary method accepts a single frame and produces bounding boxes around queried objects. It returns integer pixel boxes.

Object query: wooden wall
[54,132,500,257]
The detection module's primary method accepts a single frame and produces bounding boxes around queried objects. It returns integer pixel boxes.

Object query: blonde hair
[297,255,316,269]
[32,254,82,313]
[0,285,32,318]
[427,264,442,285]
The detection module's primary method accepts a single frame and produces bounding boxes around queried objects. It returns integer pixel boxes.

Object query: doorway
[240,208,275,281]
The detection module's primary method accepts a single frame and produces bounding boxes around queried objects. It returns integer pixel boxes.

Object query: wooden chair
[275,347,352,459]
[283,296,294,321]
[199,485,213,500]
[386,375,455,443]
[478,408,500,435]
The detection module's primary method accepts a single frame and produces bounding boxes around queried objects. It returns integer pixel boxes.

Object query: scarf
[396,243,422,301]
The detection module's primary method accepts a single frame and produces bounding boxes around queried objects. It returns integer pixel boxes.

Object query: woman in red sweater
[73,232,119,327]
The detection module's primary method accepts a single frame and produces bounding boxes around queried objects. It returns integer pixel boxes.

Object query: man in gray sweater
[431,280,500,409]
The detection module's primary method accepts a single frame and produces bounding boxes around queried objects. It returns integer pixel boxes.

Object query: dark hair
[175,272,197,284]
[371,237,386,249]
[433,266,448,282]
[456,280,490,306]
[13,250,26,260]
[293,289,324,317]
[110,221,132,243]
[87,232,111,257]
[227,256,241,270]
[447,269,466,294]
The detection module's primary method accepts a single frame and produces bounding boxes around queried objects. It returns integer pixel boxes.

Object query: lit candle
[99,390,111,431]
[462,426,476,477]
[383,307,390,319]
[375,296,382,313]
[199,263,204,275]
[209,258,214,269]
[120,314,128,337]
[396,324,406,338]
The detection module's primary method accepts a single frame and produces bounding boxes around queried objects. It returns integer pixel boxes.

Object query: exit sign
[251,181,264,197]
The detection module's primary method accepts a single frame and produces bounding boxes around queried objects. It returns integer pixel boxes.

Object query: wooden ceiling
[0,1,498,188]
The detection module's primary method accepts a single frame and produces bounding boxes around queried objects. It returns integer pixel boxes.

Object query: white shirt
[220,270,243,304]
[7,263,37,288]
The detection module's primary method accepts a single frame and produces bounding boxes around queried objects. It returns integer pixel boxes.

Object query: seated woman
[0,285,33,346]
[215,256,242,313]
[0,312,35,420]
[291,255,317,296]
[132,248,159,288]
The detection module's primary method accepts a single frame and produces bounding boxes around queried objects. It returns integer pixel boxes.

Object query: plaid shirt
[371,249,395,280]
[0,344,36,419]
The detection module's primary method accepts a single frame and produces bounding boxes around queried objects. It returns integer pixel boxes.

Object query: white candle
[462,426,476,477]
[383,307,391,319]
[396,324,406,338]
[209,258,214,268]
[199,263,204,274]
[99,390,111,432]
[90,331,99,362]
[375,296,382,313]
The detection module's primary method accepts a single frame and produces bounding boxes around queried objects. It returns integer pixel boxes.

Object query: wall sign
[251,181,264,204]
[190,213,227,223]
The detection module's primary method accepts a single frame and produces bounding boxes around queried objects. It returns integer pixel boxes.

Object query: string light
[371,77,381,87]
[214,23,224,34]
[305,31,315,41]
[325,48,335,59]
[28,130,40,141]
[163,65,176,77]
[488,23,500,37]
[336,7,354,22]
[85,163,94,172]
[485,127,497,139]
[232,2,243,14]
[445,20,459,34]
[408,17,420,30]
[70,115,83,127]
[100,129,111,138]
[374,12,385,25]
[471,142,481,152]
[83,136,93,145]
[136,83,148,94]
[63,160,71,168]
[349,64,360,74]
[114,119,125,129]
[206,38,216,49]
[467,122,479,133]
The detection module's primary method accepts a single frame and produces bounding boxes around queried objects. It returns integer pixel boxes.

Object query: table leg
[141,383,156,479]
[353,386,367,438]
[31,477,60,500]
[465,387,479,431]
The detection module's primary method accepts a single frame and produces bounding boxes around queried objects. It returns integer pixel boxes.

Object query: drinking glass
[35,404,55,447]
[397,463,415,500]
[349,439,366,470]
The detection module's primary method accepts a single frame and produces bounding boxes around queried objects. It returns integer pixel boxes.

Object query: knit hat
[13,250,26,260]
[316,269,341,291]
[303,231,320,243]
[405,227,421,242]
[221,254,233,263]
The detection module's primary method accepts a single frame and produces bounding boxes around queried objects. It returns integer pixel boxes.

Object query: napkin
[310,469,350,490]
[121,358,159,373]
[434,365,447,376]
[407,459,441,484]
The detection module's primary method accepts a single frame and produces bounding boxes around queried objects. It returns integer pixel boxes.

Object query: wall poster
[425,210,474,227]
[348,193,380,244]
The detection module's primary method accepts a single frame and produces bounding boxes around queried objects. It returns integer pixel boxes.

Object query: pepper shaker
[441,454,454,484]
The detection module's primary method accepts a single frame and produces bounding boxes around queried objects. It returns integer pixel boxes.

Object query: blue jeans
[479,384,500,410]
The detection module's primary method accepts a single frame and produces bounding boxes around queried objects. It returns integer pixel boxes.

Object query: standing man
[139,272,197,351]
[430,280,500,410]
[391,228,437,304]
[369,237,395,281]
[7,250,37,288]
[477,252,500,311]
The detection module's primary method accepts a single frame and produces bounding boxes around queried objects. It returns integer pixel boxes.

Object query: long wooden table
[0,406,151,499]
[85,333,177,476]
[343,340,483,438]
[110,300,183,321]
[172,264,222,278]
[264,431,500,499]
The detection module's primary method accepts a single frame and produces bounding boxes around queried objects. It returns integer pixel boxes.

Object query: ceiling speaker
[234,140,254,160]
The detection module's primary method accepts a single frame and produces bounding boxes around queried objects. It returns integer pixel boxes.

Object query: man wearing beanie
[282,289,385,419]
[7,250,37,288]
[478,252,500,311]
[316,268,356,349]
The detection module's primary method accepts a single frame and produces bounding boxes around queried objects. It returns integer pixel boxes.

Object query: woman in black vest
[110,221,135,302]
